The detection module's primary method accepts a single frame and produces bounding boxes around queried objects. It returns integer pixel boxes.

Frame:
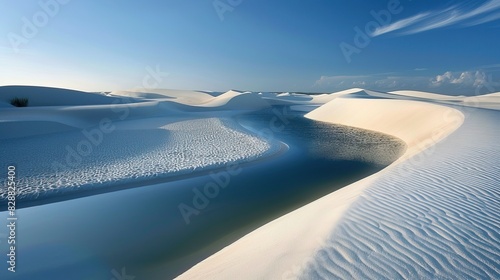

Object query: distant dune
[0,85,120,106]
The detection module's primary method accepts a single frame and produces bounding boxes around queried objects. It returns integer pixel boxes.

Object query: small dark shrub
[10,97,29,107]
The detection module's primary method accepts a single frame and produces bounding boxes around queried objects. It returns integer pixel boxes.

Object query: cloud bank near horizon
[313,70,499,95]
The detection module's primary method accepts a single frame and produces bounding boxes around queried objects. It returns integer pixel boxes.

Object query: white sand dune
[0,101,172,139]
[390,90,465,101]
[309,93,338,104]
[0,86,283,200]
[3,85,499,279]
[0,120,77,139]
[478,91,500,98]
[289,105,321,112]
[462,92,500,110]
[0,88,274,140]
[271,92,339,106]
[0,85,122,106]
[301,106,500,279]
[0,118,275,199]
[0,85,156,138]
[264,92,335,106]
[306,98,464,159]
[389,90,500,110]
[330,88,465,103]
[328,88,367,96]
[271,89,384,105]
[276,92,313,101]
[329,88,398,99]
[113,89,273,111]
[0,101,13,108]
[199,90,271,110]
[257,92,279,98]
[178,90,500,279]
[111,88,214,105]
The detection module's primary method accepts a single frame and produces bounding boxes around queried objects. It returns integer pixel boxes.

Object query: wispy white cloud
[372,13,429,36]
[374,0,500,36]
[465,11,500,25]
[405,8,462,34]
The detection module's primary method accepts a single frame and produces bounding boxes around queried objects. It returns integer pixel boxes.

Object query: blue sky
[1,0,499,94]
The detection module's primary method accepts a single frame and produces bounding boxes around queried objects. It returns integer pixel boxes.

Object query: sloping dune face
[177,98,467,280]
[305,98,464,159]
[200,90,271,110]
[2,86,303,210]
[389,90,465,101]
[0,85,120,106]
[301,106,500,280]
[463,92,500,110]
[110,89,214,105]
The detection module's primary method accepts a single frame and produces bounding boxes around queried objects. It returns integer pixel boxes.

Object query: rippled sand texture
[178,90,499,280]
[301,107,500,279]
[0,118,272,199]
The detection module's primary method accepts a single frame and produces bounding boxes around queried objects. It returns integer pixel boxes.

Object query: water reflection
[237,106,406,166]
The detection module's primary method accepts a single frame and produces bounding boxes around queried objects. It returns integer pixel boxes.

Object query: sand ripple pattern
[0,118,273,200]
[301,108,500,279]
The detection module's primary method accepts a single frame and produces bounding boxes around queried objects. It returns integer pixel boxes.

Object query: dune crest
[0,85,120,106]
[306,98,464,159]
